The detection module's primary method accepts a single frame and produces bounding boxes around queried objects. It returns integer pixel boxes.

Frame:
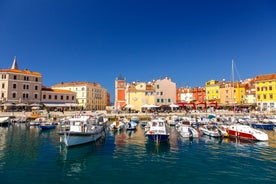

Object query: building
[176,87,193,103]
[0,57,42,106]
[41,86,77,110]
[154,77,176,106]
[205,80,221,104]
[255,74,276,111]
[126,81,155,111]
[52,81,108,110]
[114,74,127,111]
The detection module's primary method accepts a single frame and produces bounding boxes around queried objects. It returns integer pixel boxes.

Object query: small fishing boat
[39,122,56,130]
[0,117,10,127]
[199,125,224,138]
[125,121,138,130]
[251,121,274,130]
[176,124,199,138]
[145,119,170,143]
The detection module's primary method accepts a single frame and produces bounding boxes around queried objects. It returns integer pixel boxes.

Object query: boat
[226,124,268,141]
[58,115,105,147]
[251,121,274,130]
[39,122,56,130]
[125,121,138,130]
[0,117,10,127]
[145,119,170,143]
[176,124,199,138]
[199,125,224,138]
[109,120,125,131]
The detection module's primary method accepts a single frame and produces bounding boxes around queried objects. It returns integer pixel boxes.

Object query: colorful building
[255,74,276,111]
[114,74,126,111]
[155,77,176,106]
[126,81,155,111]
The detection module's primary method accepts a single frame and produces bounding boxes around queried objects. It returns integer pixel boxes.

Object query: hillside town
[0,57,275,114]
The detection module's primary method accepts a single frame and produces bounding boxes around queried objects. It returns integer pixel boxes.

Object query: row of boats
[141,114,273,143]
[1,113,274,147]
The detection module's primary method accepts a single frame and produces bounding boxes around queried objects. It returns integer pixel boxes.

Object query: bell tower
[115,74,126,111]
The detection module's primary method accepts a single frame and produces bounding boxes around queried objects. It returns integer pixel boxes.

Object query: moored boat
[176,124,199,138]
[226,124,268,141]
[58,115,105,147]
[251,121,274,130]
[145,119,169,143]
[0,117,11,127]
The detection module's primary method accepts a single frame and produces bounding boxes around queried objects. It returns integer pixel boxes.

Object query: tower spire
[11,56,18,69]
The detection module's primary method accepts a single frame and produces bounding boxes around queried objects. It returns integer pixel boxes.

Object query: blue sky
[1,0,276,102]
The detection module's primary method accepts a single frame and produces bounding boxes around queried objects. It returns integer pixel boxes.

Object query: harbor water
[0,123,275,184]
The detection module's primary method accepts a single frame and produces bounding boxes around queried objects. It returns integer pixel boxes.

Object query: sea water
[0,123,275,184]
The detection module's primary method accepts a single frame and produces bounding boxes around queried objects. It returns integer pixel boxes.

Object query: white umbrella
[141,104,149,108]
[148,104,159,108]
[30,103,41,107]
[125,104,134,108]
[169,104,179,108]
[1,103,14,107]
[16,103,28,107]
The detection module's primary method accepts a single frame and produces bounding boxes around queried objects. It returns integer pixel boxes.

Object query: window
[269,86,272,90]
[2,83,4,89]
[156,85,159,89]
[72,96,75,100]
[161,99,164,103]
[34,94,38,99]
[157,99,160,103]
[48,95,52,99]
[55,95,57,100]
[270,94,273,99]
[35,85,38,90]
[61,95,63,100]
[2,74,6,79]
[35,77,38,82]
[168,99,171,103]
[263,94,266,99]
[13,84,16,89]
[257,87,260,91]
[1,93,4,98]
[12,93,16,98]
[66,96,69,100]
[13,75,17,80]
[43,95,46,99]
[160,92,163,95]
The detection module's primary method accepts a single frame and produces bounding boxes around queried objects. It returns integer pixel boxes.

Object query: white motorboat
[58,115,105,147]
[177,124,199,138]
[226,124,268,141]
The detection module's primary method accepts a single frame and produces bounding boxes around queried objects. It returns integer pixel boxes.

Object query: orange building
[115,74,126,111]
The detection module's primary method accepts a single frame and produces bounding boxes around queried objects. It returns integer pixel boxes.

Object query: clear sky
[1,0,276,102]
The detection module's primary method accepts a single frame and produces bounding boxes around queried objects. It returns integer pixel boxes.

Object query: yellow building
[255,74,276,111]
[234,82,246,105]
[126,82,155,111]
[52,82,108,110]
[205,80,220,103]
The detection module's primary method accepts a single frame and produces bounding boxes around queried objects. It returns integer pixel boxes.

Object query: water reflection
[145,141,170,157]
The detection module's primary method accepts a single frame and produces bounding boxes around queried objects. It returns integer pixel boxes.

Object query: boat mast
[232,59,235,112]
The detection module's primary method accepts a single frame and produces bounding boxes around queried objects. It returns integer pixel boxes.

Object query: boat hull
[251,123,274,130]
[146,134,169,143]
[227,125,268,141]
[58,126,104,147]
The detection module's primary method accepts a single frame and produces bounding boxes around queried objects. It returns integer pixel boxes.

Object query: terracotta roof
[53,81,100,87]
[255,74,276,81]
[0,69,42,76]
[42,87,74,93]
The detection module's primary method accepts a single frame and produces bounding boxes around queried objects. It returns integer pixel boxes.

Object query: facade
[191,87,206,104]
[205,80,220,103]
[0,57,42,105]
[255,74,276,111]
[52,82,108,110]
[155,77,176,106]
[41,87,77,109]
[126,81,155,111]
[114,74,127,111]
[176,87,193,103]
[219,81,235,105]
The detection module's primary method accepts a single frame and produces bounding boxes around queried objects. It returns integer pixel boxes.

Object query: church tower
[114,74,126,111]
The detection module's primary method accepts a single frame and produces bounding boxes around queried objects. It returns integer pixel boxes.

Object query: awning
[43,102,80,107]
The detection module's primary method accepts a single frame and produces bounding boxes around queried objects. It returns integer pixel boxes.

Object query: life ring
[149,131,153,134]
